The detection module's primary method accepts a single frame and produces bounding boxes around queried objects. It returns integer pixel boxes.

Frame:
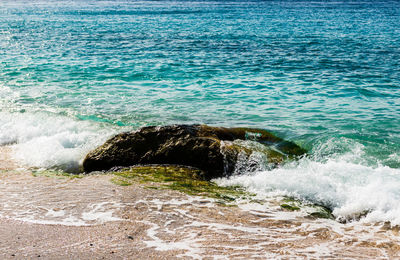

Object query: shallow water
[1,0,400,224]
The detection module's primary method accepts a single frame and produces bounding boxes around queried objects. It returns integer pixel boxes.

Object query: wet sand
[0,146,16,171]
[1,147,400,259]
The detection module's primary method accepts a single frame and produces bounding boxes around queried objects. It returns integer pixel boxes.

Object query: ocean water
[1,0,400,224]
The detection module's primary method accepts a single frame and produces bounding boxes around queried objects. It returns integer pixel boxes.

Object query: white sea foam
[142,220,203,259]
[0,111,117,172]
[0,202,124,227]
[216,154,400,225]
[82,202,123,223]
[217,139,400,225]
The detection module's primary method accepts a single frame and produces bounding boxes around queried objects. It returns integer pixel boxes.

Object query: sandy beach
[1,146,400,259]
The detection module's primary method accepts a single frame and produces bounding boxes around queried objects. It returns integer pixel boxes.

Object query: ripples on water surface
[1,0,400,224]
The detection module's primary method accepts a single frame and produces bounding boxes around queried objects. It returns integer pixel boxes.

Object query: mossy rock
[110,177,132,186]
[281,203,300,211]
[109,165,252,202]
[281,197,335,220]
[308,211,334,220]
[83,124,306,180]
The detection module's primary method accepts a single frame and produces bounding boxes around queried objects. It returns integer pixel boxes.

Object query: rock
[83,124,306,180]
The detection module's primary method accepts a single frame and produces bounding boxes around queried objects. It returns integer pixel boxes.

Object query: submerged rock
[83,124,306,180]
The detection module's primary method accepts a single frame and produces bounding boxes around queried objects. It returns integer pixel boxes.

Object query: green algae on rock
[281,204,301,211]
[281,197,335,220]
[109,165,252,202]
[110,177,132,186]
[83,124,306,180]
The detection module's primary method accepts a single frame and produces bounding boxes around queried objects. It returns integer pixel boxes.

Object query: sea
[1,0,400,225]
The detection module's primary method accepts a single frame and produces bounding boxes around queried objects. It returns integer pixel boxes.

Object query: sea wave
[0,111,116,172]
[216,140,400,225]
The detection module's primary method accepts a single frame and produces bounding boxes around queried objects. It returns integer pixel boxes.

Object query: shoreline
[0,158,400,258]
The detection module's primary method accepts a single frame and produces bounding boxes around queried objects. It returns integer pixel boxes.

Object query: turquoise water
[1,0,400,223]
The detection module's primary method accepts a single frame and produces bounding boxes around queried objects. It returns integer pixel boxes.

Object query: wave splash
[0,111,116,173]
[217,138,400,225]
